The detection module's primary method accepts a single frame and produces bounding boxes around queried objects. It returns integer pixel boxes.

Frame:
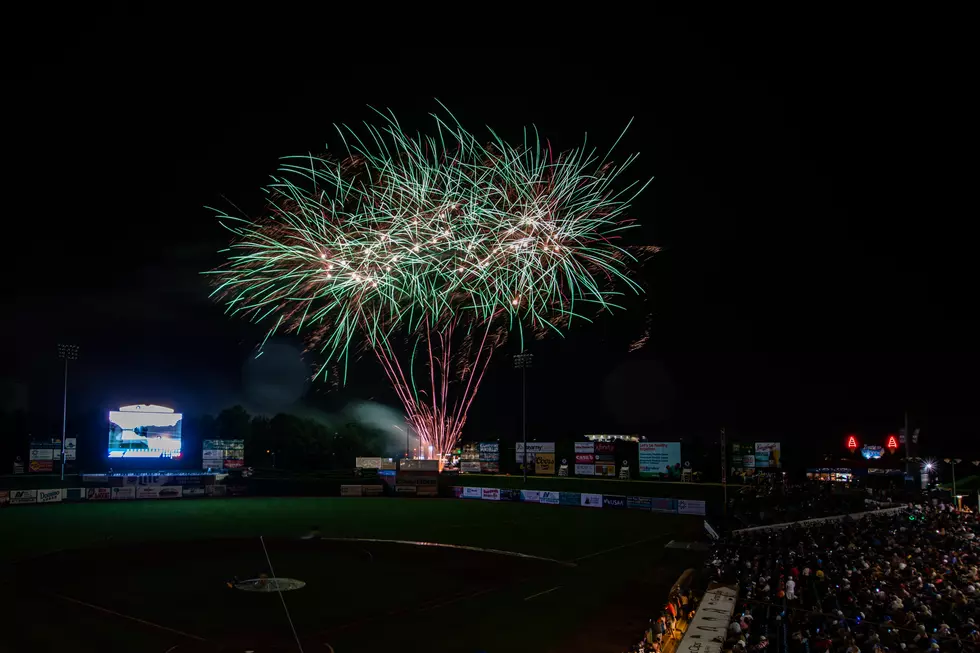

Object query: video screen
[108,405,182,459]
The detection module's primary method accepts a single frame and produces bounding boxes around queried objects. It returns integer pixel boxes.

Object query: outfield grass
[2,497,705,652]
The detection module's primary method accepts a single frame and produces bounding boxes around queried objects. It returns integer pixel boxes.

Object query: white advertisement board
[638,442,681,477]
[677,499,706,515]
[37,489,63,503]
[112,487,135,500]
[463,486,482,499]
[9,489,38,504]
[481,488,500,501]
[87,488,112,501]
[539,491,560,505]
[574,464,595,476]
[676,584,738,653]
[581,493,603,508]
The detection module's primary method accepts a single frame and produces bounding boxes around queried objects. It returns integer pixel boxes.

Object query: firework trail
[207,106,651,455]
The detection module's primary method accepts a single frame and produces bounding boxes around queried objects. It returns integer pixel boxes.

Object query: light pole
[943,458,962,501]
[514,351,533,483]
[57,344,79,481]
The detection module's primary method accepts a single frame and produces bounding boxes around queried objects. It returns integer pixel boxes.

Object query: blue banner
[602,494,627,509]
[651,498,677,513]
[627,496,653,510]
[559,491,581,506]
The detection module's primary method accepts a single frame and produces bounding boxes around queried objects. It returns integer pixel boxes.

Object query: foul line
[524,586,562,601]
[48,593,206,642]
[569,535,665,563]
[320,537,575,566]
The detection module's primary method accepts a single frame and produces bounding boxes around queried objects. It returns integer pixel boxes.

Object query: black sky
[3,10,975,464]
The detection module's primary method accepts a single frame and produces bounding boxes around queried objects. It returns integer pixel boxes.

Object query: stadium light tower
[514,351,533,483]
[57,344,79,481]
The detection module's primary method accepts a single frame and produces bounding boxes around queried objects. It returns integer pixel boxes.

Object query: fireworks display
[208,107,650,455]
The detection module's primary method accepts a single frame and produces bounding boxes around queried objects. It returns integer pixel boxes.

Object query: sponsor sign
[82,474,108,483]
[341,485,363,497]
[677,499,706,515]
[499,489,520,501]
[628,495,653,511]
[481,488,500,501]
[675,584,738,653]
[395,485,418,494]
[10,489,38,504]
[64,449,76,461]
[463,486,482,499]
[574,464,595,476]
[480,462,500,473]
[64,488,86,502]
[594,464,616,477]
[594,442,615,454]
[202,439,245,471]
[112,487,135,500]
[603,494,627,509]
[574,442,595,454]
[539,491,560,505]
[534,453,555,475]
[65,438,77,460]
[559,491,581,506]
[87,488,112,500]
[37,489,63,503]
[355,457,383,469]
[226,485,247,496]
[451,486,464,498]
[520,489,541,503]
[29,460,54,472]
[581,493,603,508]
[362,485,383,496]
[478,442,499,453]
[182,487,206,497]
[515,442,556,455]
[651,498,677,513]
[460,461,482,473]
[0,490,7,505]
[13,461,24,474]
[755,442,781,468]
[137,486,183,499]
[400,460,440,471]
[575,453,595,464]
[29,448,55,460]
[206,485,228,497]
[638,442,681,477]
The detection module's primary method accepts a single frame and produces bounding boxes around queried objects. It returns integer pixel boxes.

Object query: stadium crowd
[708,503,980,653]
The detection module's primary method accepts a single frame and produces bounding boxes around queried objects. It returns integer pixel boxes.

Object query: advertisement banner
[594,442,615,454]
[226,485,248,496]
[29,448,55,460]
[37,489,63,503]
[182,487,206,497]
[539,491,560,505]
[479,442,500,453]
[534,453,556,475]
[594,464,616,477]
[64,488,86,502]
[575,453,595,464]
[29,460,54,473]
[341,485,363,497]
[515,442,555,455]
[451,486,464,498]
[651,498,677,513]
[677,499,706,515]
[639,442,681,477]
[499,489,520,501]
[481,488,500,501]
[112,487,135,500]
[207,485,228,497]
[460,461,482,473]
[755,442,781,468]
[9,489,38,505]
[363,485,383,496]
[87,488,112,500]
[355,457,383,469]
[574,442,595,454]
[628,495,653,511]
[0,490,7,505]
[581,493,602,508]
[574,464,595,476]
[559,492,581,506]
[520,490,541,503]
[395,485,417,495]
[602,494,627,509]
[137,486,183,499]
[463,487,482,499]
[479,462,500,473]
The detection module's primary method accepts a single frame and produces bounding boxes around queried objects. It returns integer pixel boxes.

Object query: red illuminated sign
[846,435,859,451]
[886,434,898,451]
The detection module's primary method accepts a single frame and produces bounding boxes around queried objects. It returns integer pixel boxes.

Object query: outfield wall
[450,486,707,515]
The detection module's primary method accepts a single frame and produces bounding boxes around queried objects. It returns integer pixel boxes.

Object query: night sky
[4,11,976,467]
